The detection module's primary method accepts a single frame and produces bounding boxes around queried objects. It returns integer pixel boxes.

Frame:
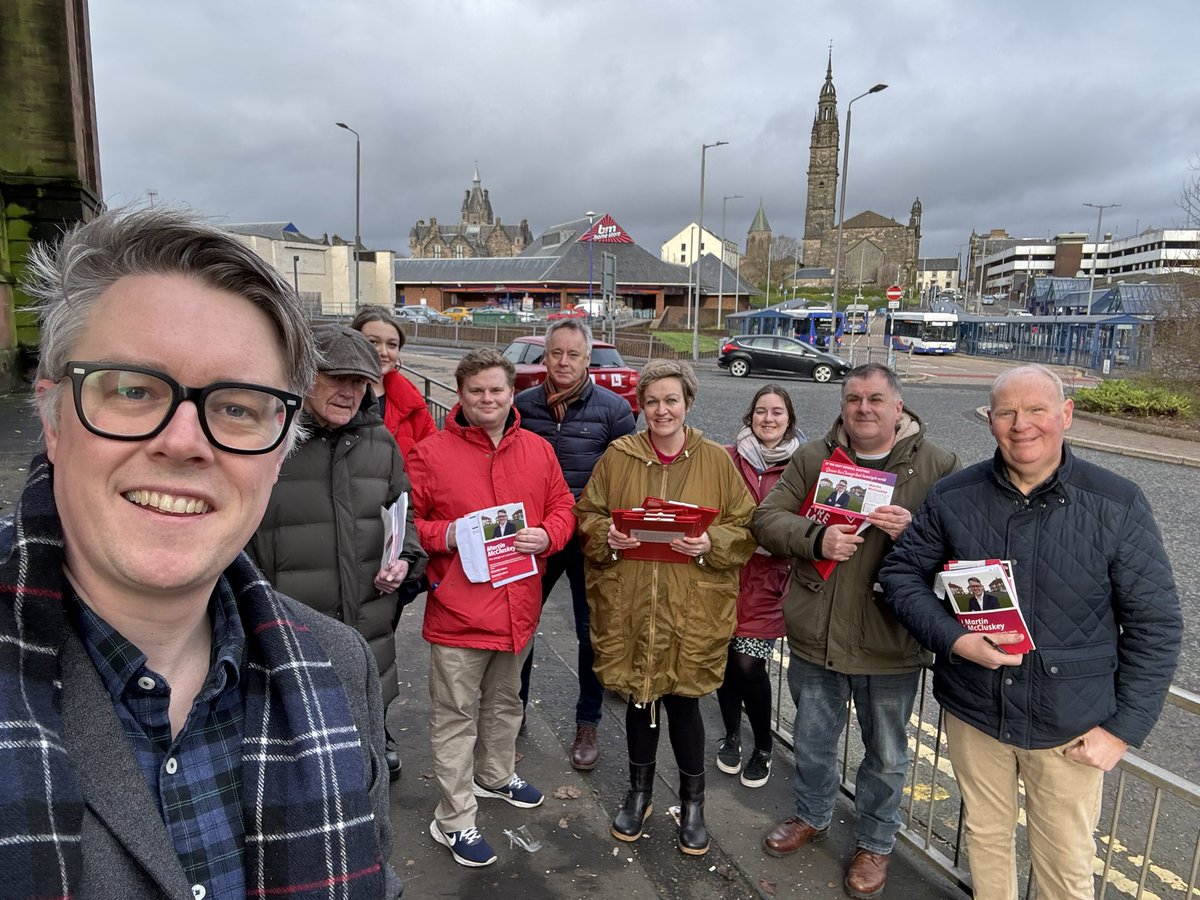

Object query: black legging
[715,645,774,753]
[625,694,705,774]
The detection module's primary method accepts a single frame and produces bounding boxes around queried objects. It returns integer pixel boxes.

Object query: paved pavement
[1,351,1195,898]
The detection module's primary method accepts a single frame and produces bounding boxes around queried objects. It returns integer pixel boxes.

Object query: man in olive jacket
[752,364,958,900]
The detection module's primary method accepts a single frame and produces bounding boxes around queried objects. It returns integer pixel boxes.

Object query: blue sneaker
[472,772,545,808]
[429,819,497,867]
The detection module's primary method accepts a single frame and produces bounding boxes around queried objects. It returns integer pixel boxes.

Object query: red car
[502,335,639,415]
[545,307,590,321]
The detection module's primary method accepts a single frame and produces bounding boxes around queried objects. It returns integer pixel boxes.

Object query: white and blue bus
[844,303,870,335]
[885,311,959,354]
[787,309,845,351]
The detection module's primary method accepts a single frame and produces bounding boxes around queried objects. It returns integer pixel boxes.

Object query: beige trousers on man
[429,641,532,832]
[945,712,1104,900]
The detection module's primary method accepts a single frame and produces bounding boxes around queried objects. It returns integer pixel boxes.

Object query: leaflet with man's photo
[810,458,897,523]
[454,501,538,588]
[934,560,1035,654]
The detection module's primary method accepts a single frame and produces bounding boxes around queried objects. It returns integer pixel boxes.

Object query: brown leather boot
[762,817,829,857]
[570,724,599,770]
[844,848,890,899]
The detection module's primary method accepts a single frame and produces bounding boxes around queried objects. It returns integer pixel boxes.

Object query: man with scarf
[0,208,401,899]
[515,319,635,770]
[752,363,959,900]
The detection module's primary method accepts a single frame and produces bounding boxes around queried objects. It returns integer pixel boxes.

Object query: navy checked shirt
[71,581,247,900]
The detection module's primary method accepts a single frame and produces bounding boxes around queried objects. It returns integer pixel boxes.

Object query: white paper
[380,492,408,569]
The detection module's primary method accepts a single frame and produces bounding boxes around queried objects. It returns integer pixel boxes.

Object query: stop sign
[886,285,903,302]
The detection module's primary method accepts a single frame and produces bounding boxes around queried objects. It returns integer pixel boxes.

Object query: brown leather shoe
[844,848,890,899]
[762,816,828,857]
[570,724,599,770]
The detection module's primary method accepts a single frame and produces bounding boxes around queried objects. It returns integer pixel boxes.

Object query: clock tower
[802,51,840,268]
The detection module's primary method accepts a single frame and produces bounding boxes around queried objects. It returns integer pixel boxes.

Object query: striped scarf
[0,455,384,899]
[543,372,589,422]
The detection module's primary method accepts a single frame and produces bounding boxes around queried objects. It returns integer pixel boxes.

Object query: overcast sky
[89,0,1199,264]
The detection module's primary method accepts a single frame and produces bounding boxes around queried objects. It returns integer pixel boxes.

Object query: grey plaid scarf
[0,455,384,899]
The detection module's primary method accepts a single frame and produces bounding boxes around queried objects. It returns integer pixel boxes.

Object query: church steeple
[803,49,840,267]
[461,163,494,226]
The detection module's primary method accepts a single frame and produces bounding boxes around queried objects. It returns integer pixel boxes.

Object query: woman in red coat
[717,384,804,789]
[351,307,438,457]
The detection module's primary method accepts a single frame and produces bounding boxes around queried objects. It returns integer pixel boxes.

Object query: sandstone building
[408,165,533,259]
[800,54,922,293]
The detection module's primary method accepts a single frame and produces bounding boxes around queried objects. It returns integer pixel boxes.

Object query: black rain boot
[677,769,710,855]
[611,761,655,841]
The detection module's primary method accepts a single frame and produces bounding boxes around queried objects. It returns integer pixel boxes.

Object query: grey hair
[636,358,699,410]
[989,364,1065,408]
[25,207,318,452]
[842,363,903,399]
[544,317,593,354]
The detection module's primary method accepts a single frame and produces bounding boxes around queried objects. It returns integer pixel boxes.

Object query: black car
[718,334,851,383]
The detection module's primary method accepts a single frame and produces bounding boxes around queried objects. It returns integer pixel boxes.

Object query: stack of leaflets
[611,497,718,564]
[380,492,408,569]
[796,449,896,581]
[933,559,1035,654]
[454,501,538,588]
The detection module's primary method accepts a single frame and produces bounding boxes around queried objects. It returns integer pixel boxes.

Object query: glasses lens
[78,368,174,438]
[204,387,288,452]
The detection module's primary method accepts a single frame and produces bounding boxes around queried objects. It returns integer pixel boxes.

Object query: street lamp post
[292,255,300,295]
[586,211,596,305]
[830,84,887,319]
[336,122,361,305]
[1083,202,1119,314]
[692,140,728,360]
[717,194,741,329]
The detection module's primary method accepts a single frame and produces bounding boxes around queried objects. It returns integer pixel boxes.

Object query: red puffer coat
[381,370,437,458]
[726,448,791,639]
[406,405,576,653]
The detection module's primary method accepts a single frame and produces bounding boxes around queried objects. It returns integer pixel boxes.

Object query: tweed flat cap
[312,323,380,380]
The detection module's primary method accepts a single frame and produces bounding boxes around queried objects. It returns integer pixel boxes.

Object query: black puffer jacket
[515,381,636,498]
[879,445,1181,749]
[248,402,426,709]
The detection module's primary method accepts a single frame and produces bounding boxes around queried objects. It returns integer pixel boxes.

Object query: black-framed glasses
[62,361,302,455]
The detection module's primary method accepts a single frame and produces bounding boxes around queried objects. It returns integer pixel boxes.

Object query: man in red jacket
[406,348,576,868]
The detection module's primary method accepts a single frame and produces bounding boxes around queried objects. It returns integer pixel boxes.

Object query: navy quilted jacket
[879,445,1181,749]
[515,380,636,498]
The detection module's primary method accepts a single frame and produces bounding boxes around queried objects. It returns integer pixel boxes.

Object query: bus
[844,303,870,335]
[885,311,959,354]
[787,309,845,351]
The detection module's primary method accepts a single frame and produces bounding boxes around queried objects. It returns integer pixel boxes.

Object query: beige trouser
[429,641,532,832]
[945,712,1104,900]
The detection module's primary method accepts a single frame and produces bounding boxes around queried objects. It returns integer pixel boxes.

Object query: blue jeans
[518,539,603,726]
[787,653,919,854]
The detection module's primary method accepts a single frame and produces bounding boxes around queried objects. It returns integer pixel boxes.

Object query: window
[454,245,465,259]
[433,245,443,258]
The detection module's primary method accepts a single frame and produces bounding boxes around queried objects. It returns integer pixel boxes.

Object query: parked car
[443,306,474,323]
[501,335,639,415]
[394,305,452,324]
[546,307,589,321]
[718,334,851,383]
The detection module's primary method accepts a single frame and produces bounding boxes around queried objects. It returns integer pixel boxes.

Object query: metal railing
[400,365,456,429]
[767,648,1200,899]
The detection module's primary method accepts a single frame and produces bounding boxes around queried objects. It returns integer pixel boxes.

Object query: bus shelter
[956,314,1155,371]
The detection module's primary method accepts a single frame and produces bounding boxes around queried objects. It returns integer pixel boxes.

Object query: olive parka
[751,409,959,675]
[247,400,427,709]
[574,426,757,703]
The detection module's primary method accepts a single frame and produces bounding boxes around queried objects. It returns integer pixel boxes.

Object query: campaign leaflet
[934,560,1036,655]
[795,448,860,581]
[810,458,897,524]
[380,491,408,569]
[454,501,538,588]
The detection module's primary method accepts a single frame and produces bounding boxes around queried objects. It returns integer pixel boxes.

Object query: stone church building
[801,54,922,292]
[408,165,533,259]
